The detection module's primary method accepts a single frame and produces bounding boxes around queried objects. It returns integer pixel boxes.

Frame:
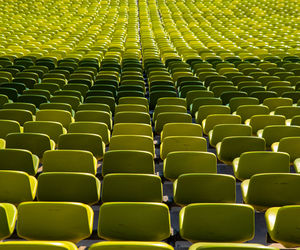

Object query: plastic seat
[98,202,170,241]
[258,125,300,148]
[115,104,148,114]
[58,133,105,160]
[202,114,241,135]
[174,173,236,206]
[274,106,300,119]
[272,137,300,162]
[50,96,80,111]
[191,97,223,116]
[186,90,214,108]
[155,112,192,133]
[209,124,252,147]
[0,203,17,240]
[263,97,293,111]
[250,91,278,103]
[118,97,148,107]
[241,173,300,211]
[217,136,266,164]
[0,109,33,126]
[74,110,112,130]
[0,241,78,250]
[179,203,254,242]
[265,205,300,247]
[109,135,155,157]
[246,115,286,134]
[160,136,207,160]
[85,96,115,113]
[229,97,259,112]
[153,105,187,122]
[0,120,21,139]
[89,242,173,250]
[17,94,48,108]
[195,105,230,124]
[161,123,202,142]
[157,97,187,108]
[189,243,277,250]
[235,105,270,123]
[101,174,162,202]
[43,150,97,175]
[24,121,66,144]
[0,170,37,204]
[3,102,36,115]
[6,133,55,159]
[37,172,100,205]
[17,202,93,243]
[114,111,151,124]
[112,123,152,138]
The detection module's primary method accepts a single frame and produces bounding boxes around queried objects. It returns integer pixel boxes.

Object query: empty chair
[0,203,17,240]
[179,203,254,242]
[58,133,105,160]
[203,114,241,135]
[37,172,100,205]
[102,150,154,176]
[0,170,37,204]
[43,150,97,175]
[17,202,93,243]
[189,243,277,250]
[50,96,80,111]
[265,205,300,247]
[160,136,207,160]
[246,115,286,134]
[112,123,152,138]
[118,97,148,108]
[0,241,78,250]
[153,105,187,122]
[229,97,260,112]
[263,97,293,111]
[0,109,33,126]
[209,124,252,147]
[217,136,266,164]
[161,123,202,142]
[115,104,148,114]
[186,90,214,108]
[36,110,74,129]
[258,125,300,148]
[155,112,192,133]
[69,122,110,145]
[101,174,162,202]
[109,135,155,157]
[3,102,37,115]
[272,137,300,162]
[164,152,217,181]
[274,106,300,119]
[241,173,300,211]
[75,110,112,130]
[157,97,187,108]
[6,133,55,159]
[235,105,270,123]
[98,202,170,241]
[250,91,278,103]
[0,120,21,139]
[77,103,111,113]
[191,97,222,116]
[89,242,173,250]
[174,173,236,205]
[114,111,151,124]
[233,151,290,181]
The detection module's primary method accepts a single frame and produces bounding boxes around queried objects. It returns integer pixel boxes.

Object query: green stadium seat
[74,110,112,130]
[114,111,151,124]
[0,241,78,250]
[0,203,17,240]
[188,243,277,250]
[202,114,241,135]
[89,242,173,250]
[0,120,22,139]
[161,123,202,142]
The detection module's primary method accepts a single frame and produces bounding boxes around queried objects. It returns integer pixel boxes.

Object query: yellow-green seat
[161,123,202,142]
[153,105,187,122]
[209,124,252,147]
[115,104,148,114]
[174,173,236,206]
[109,135,154,157]
[58,133,105,160]
[179,203,254,242]
[43,150,97,175]
[17,202,93,243]
[50,96,80,111]
[112,123,152,137]
[235,105,270,123]
[189,243,278,250]
[160,136,207,160]
[0,120,22,139]
[191,97,222,116]
[217,136,266,164]
[229,97,259,112]
[37,172,100,205]
[36,110,74,129]
[0,241,78,250]
[89,242,173,250]
[157,97,186,108]
[118,97,149,108]
[6,133,55,159]
[86,96,115,113]
[114,111,151,125]
[155,112,192,133]
[233,151,290,181]
[265,205,300,247]
[0,170,37,204]
[0,203,17,240]
[263,97,293,111]
[77,103,111,113]
[39,103,74,115]
[3,102,36,115]
[0,109,33,126]
[246,115,286,134]
[98,202,170,241]
[102,150,154,176]
[74,110,112,130]
[186,90,214,108]
[163,152,217,181]
[195,105,230,125]
[203,114,241,135]
[101,174,162,202]
[241,173,300,211]
[274,106,300,119]
[272,137,300,162]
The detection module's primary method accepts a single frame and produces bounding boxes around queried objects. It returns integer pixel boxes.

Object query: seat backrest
[274,106,300,119]
[112,123,152,137]
[196,105,230,124]
[155,112,192,133]
[236,105,270,122]
[114,111,151,125]
[161,123,202,141]
[249,115,286,134]
[74,110,112,130]
[98,202,170,241]
[0,203,17,240]
[203,114,241,135]
[0,109,33,126]
[0,120,21,139]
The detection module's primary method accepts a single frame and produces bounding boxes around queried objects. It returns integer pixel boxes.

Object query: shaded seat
[89,242,173,250]
[235,105,270,123]
[272,137,300,162]
[190,97,222,116]
[17,202,93,243]
[112,123,152,138]
[161,123,202,142]
[154,112,192,133]
[0,120,22,139]
[0,241,78,250]
[179,203,254,242]
[74,110,112,130]
[114,111,151,125]
[0,203,17,240]
[189,243,277,250]
[246,115,286,134]
[241,173,300,211]
[0,109,33,126]
[202,114,241,135]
